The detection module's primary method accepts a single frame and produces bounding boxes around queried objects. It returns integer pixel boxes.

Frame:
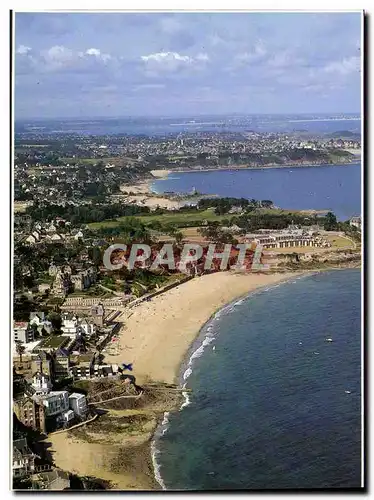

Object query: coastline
[48,271,307,490]
[105,271,309,385]
[148,160,361,182]
[47,267,360,490]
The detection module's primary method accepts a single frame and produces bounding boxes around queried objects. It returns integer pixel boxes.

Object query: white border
[3,4,367,500]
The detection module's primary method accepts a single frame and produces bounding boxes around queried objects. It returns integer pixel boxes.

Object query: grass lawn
[88,208,225,230]
[325,234,355,248]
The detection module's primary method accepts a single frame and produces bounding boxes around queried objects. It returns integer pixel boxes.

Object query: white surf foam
[151,439,167,490]
[180,391,191,410]
[183,367,193,381]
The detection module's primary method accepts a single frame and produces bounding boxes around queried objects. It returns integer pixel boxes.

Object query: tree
[15,341,26,362]
[324,212,338,231]
[47,312,62,332]
[175,231,183,244]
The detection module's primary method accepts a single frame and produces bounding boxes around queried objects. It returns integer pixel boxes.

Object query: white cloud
[141,51,192,63]
[86,48,101,57]
[16,45,32,55]
[86,48,111,62]
[324,56,360,75]
[44,45,75,65]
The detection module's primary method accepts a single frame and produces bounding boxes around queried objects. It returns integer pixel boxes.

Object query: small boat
[313,351,319,355]
[299,342,303,345]
[345,390,352,394]
[212,346,216,351]
[325,338,333,342]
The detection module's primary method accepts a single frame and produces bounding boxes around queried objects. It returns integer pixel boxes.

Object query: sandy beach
[105,270,307,385]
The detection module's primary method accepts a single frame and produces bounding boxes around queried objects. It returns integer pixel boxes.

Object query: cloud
[16,45,32,55]
[85,47,111,62]
[324,56,360,75]
[141,51,192,63]
[42,45,75,68]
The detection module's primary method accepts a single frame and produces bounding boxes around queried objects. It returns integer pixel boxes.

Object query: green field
[88,208,225,229]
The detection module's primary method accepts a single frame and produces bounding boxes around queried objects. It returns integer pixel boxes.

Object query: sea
[151,163,361,222]
[152,269,362,490]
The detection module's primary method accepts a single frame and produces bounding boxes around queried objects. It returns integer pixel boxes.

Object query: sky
[14,12,362,119]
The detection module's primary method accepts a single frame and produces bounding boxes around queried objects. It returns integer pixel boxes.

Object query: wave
[180,391,191,410]
[151,439,167,490]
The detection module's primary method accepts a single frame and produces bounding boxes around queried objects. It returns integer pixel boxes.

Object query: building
[12,438,36,478]
[14,322,34,344]
[31,372,52,396]
[41,391,69,417]
[31,469,70,490]
[244,226,330,250]
[33,335,70,355]
[70,353,95,380]
[13,397,46,434]
[13,352,53,382]
[69,393,88,418]
[90,303,105,327]
[29,312,53,334]
[61,314,96,338]
[350,216,361,230]
[53,349,71,380]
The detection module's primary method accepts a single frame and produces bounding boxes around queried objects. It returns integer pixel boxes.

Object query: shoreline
[148,160,361,183]
[47,267,360,490]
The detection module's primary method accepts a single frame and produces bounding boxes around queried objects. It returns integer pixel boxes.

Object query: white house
[350,216,361,230]
[74,230,84,241]
[40,391,69,417]
[69,393,88,417]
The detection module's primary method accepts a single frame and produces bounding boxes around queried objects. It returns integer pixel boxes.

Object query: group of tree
[26,202,150,225]
[198,197,273,214]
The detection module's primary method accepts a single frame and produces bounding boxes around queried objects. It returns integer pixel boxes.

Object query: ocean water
[154,269,362,490]
[16,116,360,136]
[152,163,361,221]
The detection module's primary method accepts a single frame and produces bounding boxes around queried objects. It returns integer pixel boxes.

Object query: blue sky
[15,12,362,118]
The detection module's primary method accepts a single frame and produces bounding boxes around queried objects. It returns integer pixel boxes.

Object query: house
[31,372,52,396]
[31,469,70,490]
[38,283,51,294]
[74,230,84,241]
[13,396,46,434]
[70,353,95,380]
[13,352,53,382]
[69,393,88,417]
[14,322,34,344]
[33,336,70,355]
[29,313,53,335]
[40,391,69,417]
[350,216,361,230]
[47,233,64,243]
[46,223,57,233]
[53,349,71,379]
[25,234,37,245]
[12,438,36,478]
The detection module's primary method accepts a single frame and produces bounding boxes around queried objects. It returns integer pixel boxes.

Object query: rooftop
[34,336,69,350]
